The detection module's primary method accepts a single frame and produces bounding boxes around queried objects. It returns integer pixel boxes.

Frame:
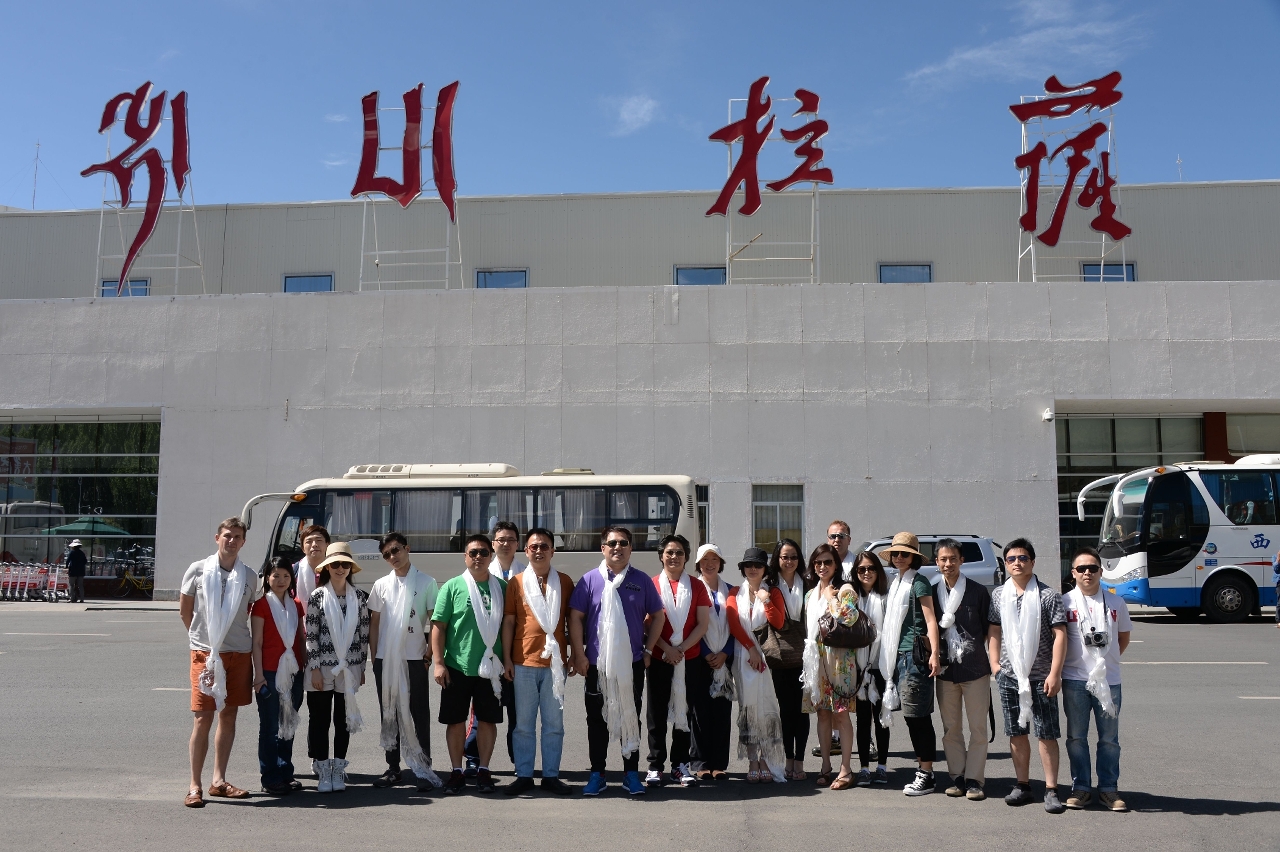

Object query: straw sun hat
[876,531,922,559]
[315,541,361,574]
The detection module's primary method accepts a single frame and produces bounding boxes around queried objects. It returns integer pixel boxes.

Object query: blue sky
[1,0,1278,210]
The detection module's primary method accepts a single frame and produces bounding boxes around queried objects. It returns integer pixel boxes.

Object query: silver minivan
[856,534,1005,588]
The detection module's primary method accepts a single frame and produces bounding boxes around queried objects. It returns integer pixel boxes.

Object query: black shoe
[1044,789,1066,814]
[445,770,466,796]
[476,768,497,794]
[262,782,292,796]
[541,777,573,795]
[287,780,303,792]
[1005,784,1035,806]
[504,776,536,796]
[464,758,479,778]
[372,769,402,788]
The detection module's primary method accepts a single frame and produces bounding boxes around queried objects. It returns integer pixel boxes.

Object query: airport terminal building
[2,181,1279,597]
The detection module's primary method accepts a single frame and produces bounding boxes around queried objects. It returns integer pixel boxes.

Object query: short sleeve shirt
[181,558,259,653]
[897,573,936,654]
[932,577,992,683]
[988,579,1069,682]
[654,574,712,660]
[1062,589,1132,685]
[432,573,507,677]
[569,566,665,664]
[250,595,305,669]
[503,570,574,667]
[367,569,439,661]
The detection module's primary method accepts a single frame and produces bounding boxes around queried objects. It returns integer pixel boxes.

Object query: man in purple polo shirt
[569,526,666,797]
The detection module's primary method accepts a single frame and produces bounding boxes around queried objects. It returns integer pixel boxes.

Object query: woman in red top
[726,547,787,783]
[251,557,306,796]
[644,534,711,788]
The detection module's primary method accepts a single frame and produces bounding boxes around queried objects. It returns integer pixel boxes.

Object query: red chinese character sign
[706,76,833,217]
[1010,72,1130,248]
[351,80,458,221]
[81,82,191,294]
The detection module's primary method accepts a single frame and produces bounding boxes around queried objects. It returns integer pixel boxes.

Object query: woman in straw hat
[304,542,371,793]
[875,532,942,797]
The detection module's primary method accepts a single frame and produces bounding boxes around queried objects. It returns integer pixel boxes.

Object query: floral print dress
[802,585,861,714]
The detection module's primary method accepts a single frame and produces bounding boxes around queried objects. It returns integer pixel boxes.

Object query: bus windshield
[1099,475,1150,558]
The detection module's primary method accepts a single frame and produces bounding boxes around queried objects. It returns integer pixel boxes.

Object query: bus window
[1198,472,1278,525]
[1099,477,1148,558]
[607,487,679,551]
[393,490,462,552]
[272,502,319,564]
[463,489,534,538]
[325,491,393,543]
[537,488,606,551]
[1143,472,1211,577]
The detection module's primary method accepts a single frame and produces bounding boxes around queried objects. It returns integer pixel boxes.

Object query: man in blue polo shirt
[569,526,666,797]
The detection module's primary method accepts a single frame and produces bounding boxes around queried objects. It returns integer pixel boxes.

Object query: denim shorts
[996,671,1060,740]
[895,653,935,718]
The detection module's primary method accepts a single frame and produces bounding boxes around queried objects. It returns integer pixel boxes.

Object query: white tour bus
[244,464,698,586]
[0,501,65,563]
[1077,455,1280,623]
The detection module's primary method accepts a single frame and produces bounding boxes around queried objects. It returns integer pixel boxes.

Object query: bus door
[1196,470,1279,600]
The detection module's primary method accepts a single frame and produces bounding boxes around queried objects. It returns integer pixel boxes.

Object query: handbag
[818,606,877,650]
[760,615,806,668]
[910,593,948,667]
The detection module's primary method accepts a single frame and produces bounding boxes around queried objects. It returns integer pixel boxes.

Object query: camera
[1083,627,1110,648]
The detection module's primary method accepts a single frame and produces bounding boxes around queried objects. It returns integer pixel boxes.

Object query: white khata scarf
[780,573,805,621]
[856,591,886,703]
[934,573,973,664]
[999,577,1043,729]
[800,587,827,707]
[1068,587,1118,716]
[658,573,693,731]
[321,582,365,733]
[378,569,440,787]
[265,591,301,739]
[597,563,642,757]
[698,577,736,700]
[733,584,787,782]
[521,567,566,708]
[295,558,319,612]
[197,556,247,712]
[462,569,505,700]
[877,568,917,727]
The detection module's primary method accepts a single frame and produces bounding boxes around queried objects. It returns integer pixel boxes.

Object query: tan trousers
[936,675,991,786]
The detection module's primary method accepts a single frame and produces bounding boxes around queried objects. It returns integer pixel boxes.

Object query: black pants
[905,715,937,764]
[585,662,645,773]
[856,669,890,768]
[686,655,732,771]
[373,658,432,772]
[68,576,85,602]
[771,665,810,760]
[307,691,349,760]
[645,658,691,771]
[463,676,514,764]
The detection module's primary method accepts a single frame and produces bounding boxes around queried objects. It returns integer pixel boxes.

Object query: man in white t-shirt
[1061,547,1132,812]
[828,520,855,582]
[368,532,440,791]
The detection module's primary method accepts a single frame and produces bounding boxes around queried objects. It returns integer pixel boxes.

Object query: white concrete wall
[2,281,1279,596]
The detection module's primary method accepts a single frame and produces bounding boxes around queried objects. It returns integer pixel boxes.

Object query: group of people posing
[180,517,1131,816]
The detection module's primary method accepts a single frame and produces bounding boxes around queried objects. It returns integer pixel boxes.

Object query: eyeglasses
[526,543,551,552]
[494,537,518,545]
[1073,563,1102,574]
[779,554,799,562]
[381,546,403,560]
[827,533,850,540]
[466,549,492,559]
[1006,554,1033,564]
[604,540,631,549]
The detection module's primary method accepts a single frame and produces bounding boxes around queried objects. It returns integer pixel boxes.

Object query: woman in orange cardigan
[725,547,787,783]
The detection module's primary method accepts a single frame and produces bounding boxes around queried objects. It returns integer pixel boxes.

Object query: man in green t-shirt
[431,534,508,794]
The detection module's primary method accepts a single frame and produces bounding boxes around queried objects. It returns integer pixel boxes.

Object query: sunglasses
[1006,554,1033,564]
[526,543,551,551]
[811,558,836,568]
[1073,563,1102,574]
[604,540,632,549]
[827,533,850,540]
[856,565,878,574]
[466,549,492,559]
[381,545,404,560]
[779,553,799,561]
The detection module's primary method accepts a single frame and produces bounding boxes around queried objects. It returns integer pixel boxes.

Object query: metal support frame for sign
[1015,96,1125,283]
[354,84,462,291]
[718,93,822,287]
[88,91,206,297]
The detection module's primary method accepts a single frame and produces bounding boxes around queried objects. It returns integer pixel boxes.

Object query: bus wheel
[1166,607,1200,620]
[1202,575,1255,624]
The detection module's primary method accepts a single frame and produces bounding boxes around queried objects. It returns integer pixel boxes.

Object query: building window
[675,266,727,286]
[878,264,931,284]
[283,274,334,293]
[696,485,709,546]
[1056,416,1203,579]
[476,269,527,289]
[752,484,803,553]
[100,279,149,297]
[1081,263,1136,282]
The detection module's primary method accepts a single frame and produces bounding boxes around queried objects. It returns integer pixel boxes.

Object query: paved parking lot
[1,602,1277,852]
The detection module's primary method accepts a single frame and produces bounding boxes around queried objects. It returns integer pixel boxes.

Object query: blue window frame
[100,279,149,297]
[675,266,727,285]
[476,270,527,289]
[878,264,932,284]
[283,274,334,293]
[1082,263,1136,282]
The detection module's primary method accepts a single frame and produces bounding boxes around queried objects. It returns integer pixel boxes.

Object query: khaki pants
[936,675,990,786]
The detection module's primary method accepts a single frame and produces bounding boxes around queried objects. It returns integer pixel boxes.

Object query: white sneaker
[331,758,348,792]
[675,763,697,787]
[644,769,664,788]
[316,759,334,793]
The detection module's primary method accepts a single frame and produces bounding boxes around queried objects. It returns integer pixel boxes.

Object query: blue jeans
[512,664,564,778]
[256,671,305,787]
[1063,679,1122,792]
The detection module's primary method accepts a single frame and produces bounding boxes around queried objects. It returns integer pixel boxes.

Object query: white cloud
[324,114,348,123]
[158,48,179,62]
[906,0,1142,89]
[322,155,349,168]
[610,95,659,136]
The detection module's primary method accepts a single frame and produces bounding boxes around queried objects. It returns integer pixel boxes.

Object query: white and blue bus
[1077,455,1280,622]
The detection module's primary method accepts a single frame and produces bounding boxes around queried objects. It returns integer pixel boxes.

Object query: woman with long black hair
[764,538,812,780]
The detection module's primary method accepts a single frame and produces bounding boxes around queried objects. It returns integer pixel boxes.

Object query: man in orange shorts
[179,518,260,807]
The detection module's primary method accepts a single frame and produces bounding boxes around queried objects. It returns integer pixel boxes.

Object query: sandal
[711,771,729,782]
[746,770,761,784]
[184,787,205,808]
[759,769,774,783]
[814,773,832,788]
[207,781,250,799]
[793,768,807,781]
[830,772,854,791]
[695,770,712,782]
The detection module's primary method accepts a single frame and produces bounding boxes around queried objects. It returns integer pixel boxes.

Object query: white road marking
[152,687,187,691]
[1123,661,1267,665]
[1239,696,1280,700]
[4,632,110,636]
[103,620,166,623]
